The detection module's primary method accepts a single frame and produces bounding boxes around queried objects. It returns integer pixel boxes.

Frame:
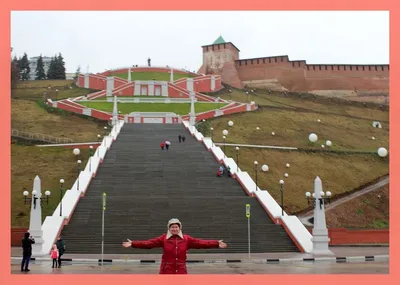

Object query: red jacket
[131,233,219,274]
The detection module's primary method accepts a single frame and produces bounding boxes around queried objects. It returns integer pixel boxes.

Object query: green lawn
[79,102,226,115]
[91,96,164,100]
[111,71,194,81]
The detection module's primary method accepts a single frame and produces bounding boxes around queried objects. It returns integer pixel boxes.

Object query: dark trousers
[21,254,31,270]
[58,254,63,267]
[52,258,58,267]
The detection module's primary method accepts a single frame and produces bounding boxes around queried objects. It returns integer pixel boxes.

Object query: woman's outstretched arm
[186,235,227,249]
[122,234,164,249]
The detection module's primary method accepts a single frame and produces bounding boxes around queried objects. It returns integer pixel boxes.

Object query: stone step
[60,124,299,254]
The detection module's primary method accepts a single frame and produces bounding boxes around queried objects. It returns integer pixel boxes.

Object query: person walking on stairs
[122,218,227,274]
[165,140,171,151]
[178,135,182,143]
[160,142,165,150]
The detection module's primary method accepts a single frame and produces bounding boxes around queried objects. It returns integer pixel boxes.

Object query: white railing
[11,129,74,144]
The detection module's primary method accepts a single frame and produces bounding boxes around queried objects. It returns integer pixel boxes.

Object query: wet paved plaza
[11,260,389,274]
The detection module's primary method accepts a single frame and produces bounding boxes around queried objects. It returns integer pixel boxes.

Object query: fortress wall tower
[199,36,389,98]
[197,36,243,88]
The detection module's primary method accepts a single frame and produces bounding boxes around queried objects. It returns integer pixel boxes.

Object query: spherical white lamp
[73,148,80,156]
[286,163,290,168]
[23,191,29,196]
[222,129,228,136]
[377,147,388,157]
[222,136,226,140]
[321,144,325,148]
[305,192,311,197]
[77,160,82,164]
[326,191,332,197]
[210,127,214,131]
[372,136,376,140]
[320,191,325,197]
[326,140,332,147]
[32,190,37,196]
[312,193,315,198]
[228,121,234,127]
[256,127,260,130]
[89,145,93,150]
[60,179,64,184]
[271,132,275,136]
[254,161,258,166]
[279,179,284,185]
[45,190,51,196]
[309,133,318,143]
[261,164,269,172]
[317,119,321,123]
[284,173,289,178]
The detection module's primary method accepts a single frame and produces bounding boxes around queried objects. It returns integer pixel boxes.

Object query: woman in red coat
[122,218,227,274]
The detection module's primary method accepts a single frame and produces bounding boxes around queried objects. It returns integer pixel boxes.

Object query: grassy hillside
[207,88,389,216]
[11,80,104,142]
[208,108,388,152]
[11,145,92,226]
[222,146,388,214]
[326,184,389,228]
[11,79,98,101]
[217,89,389,122]
[11,99,105,142]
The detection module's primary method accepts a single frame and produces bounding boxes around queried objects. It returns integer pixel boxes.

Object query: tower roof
[201,36,240,52]
[213,35,226,45]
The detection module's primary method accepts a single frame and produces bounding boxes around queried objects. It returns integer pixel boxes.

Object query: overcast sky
[11,11,389,73]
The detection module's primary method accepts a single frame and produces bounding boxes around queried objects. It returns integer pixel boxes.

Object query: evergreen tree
[73,66,81,81]
[19,53,31,81]
[47,55,57,79]
[35,55,46,80]
[11,56,20,88]
[55,53,66,80]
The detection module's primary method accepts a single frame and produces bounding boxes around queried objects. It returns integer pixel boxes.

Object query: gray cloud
[11,11,389,73]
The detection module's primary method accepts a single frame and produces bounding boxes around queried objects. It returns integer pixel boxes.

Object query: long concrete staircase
[60,124,299,254]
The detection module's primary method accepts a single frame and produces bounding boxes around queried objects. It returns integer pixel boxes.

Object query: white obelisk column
[311,176,333,255]
[29,176,45,256]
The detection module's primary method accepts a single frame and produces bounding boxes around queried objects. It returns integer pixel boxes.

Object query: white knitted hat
[167,218,183,239]
[167,218,182,229]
